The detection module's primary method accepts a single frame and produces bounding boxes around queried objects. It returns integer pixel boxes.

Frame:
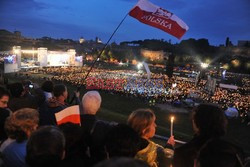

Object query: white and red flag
[55,105,81,125]
[129,0,189,39]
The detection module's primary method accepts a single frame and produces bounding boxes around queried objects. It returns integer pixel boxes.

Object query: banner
[129,0,189,39]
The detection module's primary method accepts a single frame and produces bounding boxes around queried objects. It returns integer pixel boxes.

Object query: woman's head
[192,104,227,137]
[127,108,156,139]
[5,108,39,142]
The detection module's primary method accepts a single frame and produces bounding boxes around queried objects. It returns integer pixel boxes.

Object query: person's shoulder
[96,120,117,127]
[0,108,10,116]
[209,138,245,156]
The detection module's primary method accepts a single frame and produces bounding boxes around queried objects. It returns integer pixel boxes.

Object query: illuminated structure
[141,49,165,61]
[1,46,81,73]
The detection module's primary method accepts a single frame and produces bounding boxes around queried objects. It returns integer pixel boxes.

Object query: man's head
[81,91,101,115]
[26,126,66,167]
[53,84,68,100]
[8,82,24,98]
[0,86,10,108]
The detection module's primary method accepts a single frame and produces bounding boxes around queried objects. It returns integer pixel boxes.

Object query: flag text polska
[141,15,172,29]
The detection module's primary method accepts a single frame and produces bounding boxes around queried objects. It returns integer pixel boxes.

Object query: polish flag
[129,0,189,39]
[55,105,81,125]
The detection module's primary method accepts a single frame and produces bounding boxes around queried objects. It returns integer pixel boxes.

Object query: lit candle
[170,116,174,136]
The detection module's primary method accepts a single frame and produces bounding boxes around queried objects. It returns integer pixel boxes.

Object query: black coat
[173,135,245,167]
[0,108,10,142]
[173,135,209,167]
[80,114,114,166]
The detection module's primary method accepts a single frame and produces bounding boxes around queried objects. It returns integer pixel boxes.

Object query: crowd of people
[0,77,249,167]
[23,66,249,118]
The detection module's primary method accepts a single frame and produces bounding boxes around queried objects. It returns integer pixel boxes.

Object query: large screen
[75,56,83,62]
[4,55,17,64]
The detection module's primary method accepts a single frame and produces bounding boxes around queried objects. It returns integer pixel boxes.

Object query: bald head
[81,91,102,115]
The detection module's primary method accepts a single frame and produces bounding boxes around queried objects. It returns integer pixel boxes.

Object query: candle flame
[171,116,175,122]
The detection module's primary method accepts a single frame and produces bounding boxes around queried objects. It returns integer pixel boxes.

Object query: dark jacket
[173,135,210,167]
[0,108,11,142]
[80,114,115,166]
[46,99,68,125]
[173,135,245,167]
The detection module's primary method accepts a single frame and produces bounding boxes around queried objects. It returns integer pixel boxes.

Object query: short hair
[81,91,101,114]
[196,138,245,167]
[6,108,39,142]
[58,122,84,154]
[105,124,141,158]
[192,104,227,137]
[0,86,10,99]
[41,80,54,93]
[53,84,67,97]
[8,82,24,98]
[127,108,155,137]
[26,126,66,167]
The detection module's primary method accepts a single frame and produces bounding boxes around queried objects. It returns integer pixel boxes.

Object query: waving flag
[129,0,189,39]
[55,105,80,125]
[142,62,151,80]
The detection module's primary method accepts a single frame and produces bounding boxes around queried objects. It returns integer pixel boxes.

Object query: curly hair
[127,108,155,137]
[5,108,39,142]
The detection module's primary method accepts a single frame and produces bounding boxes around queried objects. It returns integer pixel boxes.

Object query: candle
[170,116,174,136]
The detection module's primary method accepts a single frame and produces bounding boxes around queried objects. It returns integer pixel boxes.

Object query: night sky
[0,0,249,46]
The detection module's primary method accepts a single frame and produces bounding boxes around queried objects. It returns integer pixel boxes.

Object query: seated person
[2,108,39,167]
[173,103,245,167]
[195,138,245,167]
[105,124,142,158]
[127,108,175,167]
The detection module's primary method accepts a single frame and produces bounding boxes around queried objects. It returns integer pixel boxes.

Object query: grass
[5,73,250,156]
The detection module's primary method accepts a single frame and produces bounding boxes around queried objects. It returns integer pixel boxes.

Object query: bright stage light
[137,62,143,70]
[201,62,209,69]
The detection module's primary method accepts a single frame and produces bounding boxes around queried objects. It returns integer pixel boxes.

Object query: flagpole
[83,13,129,82]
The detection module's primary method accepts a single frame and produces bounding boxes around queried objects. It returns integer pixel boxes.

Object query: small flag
[129,0,189,39]
[55,105,80,125]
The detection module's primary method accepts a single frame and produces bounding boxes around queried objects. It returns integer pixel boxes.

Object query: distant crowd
[23,66,249,116]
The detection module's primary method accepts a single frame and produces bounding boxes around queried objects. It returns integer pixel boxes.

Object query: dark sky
[0,0,249,46]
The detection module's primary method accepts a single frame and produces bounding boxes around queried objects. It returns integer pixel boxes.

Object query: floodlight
[137,62,143,70]
[201,62,209,69]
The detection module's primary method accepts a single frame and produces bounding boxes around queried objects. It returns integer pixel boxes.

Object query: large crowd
[27,66,249,115]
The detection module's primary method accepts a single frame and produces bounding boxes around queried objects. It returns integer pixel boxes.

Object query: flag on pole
[142,62,151,80]
[55,105,81,125]
[129,0,189,39]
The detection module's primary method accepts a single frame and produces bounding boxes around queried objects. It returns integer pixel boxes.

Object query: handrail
[154,134,187,145]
